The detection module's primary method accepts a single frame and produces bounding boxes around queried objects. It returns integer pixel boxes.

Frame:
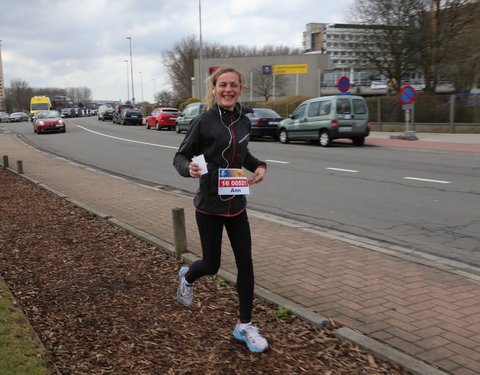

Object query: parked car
[175,102,205,133]
[114,108,143,125]
[8,112,29,122]
[0,111,9,123]
[277,95,370,147]
[61,108,76,118]
[146,107,181,130]
[33,110,66,134]
[101,108,115,121]
[112,104,135,124]
[246,108,284,141]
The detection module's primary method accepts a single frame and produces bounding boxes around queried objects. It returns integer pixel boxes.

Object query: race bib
[218,169,250,195]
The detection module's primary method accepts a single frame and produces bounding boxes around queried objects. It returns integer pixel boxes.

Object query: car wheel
[352,137,365,146]
[279,129,289,144]
[319,130,332,147]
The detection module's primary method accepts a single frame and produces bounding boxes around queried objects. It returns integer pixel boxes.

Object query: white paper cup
[192,154,208,175]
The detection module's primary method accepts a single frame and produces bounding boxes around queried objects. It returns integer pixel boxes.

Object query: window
[337,99,351,114]
[319,101,332,115]
[307,101,321,117]
[353,99,367,114]
[292,104,307,119]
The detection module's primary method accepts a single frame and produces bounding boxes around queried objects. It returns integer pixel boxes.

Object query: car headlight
[39,121,45,125]
[58,119,64,124]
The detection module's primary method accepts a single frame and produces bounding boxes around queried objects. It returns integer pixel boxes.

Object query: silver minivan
[278,95,370,146]
[175,102,205,133]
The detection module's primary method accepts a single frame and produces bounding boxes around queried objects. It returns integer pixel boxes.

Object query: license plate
[338,126,352,132]
[131,116,138,118]
[269,121,280,125]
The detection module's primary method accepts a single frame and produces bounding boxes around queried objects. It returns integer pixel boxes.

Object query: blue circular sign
[337,76,351,93]
[399,86,416,105]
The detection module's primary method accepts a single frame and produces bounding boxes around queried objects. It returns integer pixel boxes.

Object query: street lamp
[126,37,135,104]
[152,78,156,103]
[139,71,144,103]
[124,60,130,102]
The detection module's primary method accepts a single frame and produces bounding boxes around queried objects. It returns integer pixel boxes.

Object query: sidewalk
[1,133,480,375]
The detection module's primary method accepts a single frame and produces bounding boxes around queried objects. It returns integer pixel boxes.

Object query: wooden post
[172,208,187,257]
[449,94,455,134]
[2,155,9,168]
[16,160,23,174]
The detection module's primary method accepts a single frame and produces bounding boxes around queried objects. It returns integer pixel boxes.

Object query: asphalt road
[4,116,480,270]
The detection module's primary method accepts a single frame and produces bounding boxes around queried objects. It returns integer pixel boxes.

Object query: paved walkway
[1,132,480,375]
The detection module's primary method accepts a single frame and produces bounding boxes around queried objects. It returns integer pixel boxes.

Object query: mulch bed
[0,167,411,374]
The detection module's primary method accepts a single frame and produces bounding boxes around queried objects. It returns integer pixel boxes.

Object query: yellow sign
[272,64,308,75]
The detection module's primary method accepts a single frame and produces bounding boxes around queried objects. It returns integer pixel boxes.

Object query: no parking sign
[399,85,416,106]
[337,76,350,93]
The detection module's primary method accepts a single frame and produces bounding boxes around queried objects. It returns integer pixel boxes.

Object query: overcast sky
[0,0,353,102]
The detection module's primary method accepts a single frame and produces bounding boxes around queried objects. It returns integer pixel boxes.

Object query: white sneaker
[233,321,268,353]
[176,266,194,306]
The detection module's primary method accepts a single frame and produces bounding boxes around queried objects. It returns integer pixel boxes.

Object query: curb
[2,164,452,375]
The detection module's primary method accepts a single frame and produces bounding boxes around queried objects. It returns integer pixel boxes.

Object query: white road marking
[326,167,358,173]
[75,124,178,149]
[404,177,451,184]
[265,159,289,164]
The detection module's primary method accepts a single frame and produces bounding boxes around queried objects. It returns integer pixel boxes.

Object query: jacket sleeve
[173,117,202,177]
[243,148,267,173]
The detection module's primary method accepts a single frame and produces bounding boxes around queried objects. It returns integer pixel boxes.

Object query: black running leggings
[185,210,254,323]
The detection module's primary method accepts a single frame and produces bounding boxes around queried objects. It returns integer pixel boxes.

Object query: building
[0,42,5,110]
[192,54,331,101]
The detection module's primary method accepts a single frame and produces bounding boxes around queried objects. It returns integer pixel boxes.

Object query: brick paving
[1,133,480,375]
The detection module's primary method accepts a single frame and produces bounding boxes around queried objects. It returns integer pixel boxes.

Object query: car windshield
[37,111,60,119]
[253,109,280,118]
[126,110,141,114]
[31,103,49,110]
[162,109,180,114]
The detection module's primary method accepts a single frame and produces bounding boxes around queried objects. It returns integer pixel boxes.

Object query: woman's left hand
[249,167,266,185]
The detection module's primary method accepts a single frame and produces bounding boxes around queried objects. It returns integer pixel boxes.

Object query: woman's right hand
[189,162,202,178]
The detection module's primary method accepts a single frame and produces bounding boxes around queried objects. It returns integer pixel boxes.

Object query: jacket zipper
[228,115,237,215]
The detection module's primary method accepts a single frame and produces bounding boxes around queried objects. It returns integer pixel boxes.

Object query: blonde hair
[204,67,246,110]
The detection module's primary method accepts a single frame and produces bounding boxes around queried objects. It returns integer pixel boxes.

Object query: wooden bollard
[172,207,187,257]
[16,160,23,174]
[2,155,8,168]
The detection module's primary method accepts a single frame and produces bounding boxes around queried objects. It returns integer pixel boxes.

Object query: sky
[0,0,353,102]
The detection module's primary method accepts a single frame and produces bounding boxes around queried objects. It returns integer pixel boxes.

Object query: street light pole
[198,0,203,99]
[126,37,135,104]
[124,60,130,102]
[139,71,144,103]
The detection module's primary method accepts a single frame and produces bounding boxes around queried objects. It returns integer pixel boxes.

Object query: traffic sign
[337,76,350,93]
[399,86,416,105]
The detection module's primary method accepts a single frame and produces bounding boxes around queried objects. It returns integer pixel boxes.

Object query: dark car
[33,110,66,134]
[146,107,181,130]
[246,108,284,141]
[8,112,29,122]
[61,108,76,118]
[112,104,135,124]
[175,102,205,133]
[115,108,143,125]
[101,108,115,121]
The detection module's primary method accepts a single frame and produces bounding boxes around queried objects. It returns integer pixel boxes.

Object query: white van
[97,105,109,120]
[278,95,370,146]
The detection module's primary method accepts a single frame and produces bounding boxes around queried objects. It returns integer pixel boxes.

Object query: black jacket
[173,103,267,216]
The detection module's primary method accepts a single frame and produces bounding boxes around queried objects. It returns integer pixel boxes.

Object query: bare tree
[5,78,33,112]
[252,68,287,101]
[414,0,479,92]
[162,35,302,99]
[154,90,177,107]
[351,0,479,93]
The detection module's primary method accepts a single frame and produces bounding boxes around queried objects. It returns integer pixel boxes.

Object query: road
[3,116,480,270]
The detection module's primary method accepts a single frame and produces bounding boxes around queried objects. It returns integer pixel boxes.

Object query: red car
[33,110,66,134]
[146,107,181,130]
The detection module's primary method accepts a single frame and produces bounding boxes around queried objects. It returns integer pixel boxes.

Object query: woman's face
[213,72,241,111]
